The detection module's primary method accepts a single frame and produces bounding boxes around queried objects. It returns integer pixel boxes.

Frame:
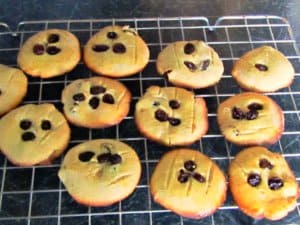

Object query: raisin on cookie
[84,25,149,77]
[156,41,224,89]
[229,146,299,220]
[150,148,227,219]
[135,86,208,146]
[58,139,141,206]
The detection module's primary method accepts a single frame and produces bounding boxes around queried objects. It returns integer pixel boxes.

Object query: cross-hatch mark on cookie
[177,160,206,183]
[78,151,95,162]
[255,63,268,71]
[47,34,60,43]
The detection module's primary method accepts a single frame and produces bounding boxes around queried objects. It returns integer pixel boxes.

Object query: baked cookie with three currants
[58,139,141,206]
[229,146,299,220]
[84,25,149,77]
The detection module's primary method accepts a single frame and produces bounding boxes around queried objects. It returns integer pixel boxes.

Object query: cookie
[0,104,70,166]
[61,76,131,128]
[229,146,299,220]
[58,139,141,206]
[150,148,227,219]
[17,29,80,78]
[83,25,149,77]
[217,92,284,146]
[232,45,295,92]
[135,86,208,146]
[156,41,224,89]
[0,64,28,116]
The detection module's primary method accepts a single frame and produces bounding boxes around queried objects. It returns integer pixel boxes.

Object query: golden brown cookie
[0,104,70,166]
[0,64,28,116]
[58,139,141,206]
[135,86,208,146]
[232,46,295,92]
[61,76,131,128]
[17,29,80,78]
[217,92,284,146]
[150,148,227,219]
[156,41,224,89]
[83,25,149,77]
[229,146,299,220]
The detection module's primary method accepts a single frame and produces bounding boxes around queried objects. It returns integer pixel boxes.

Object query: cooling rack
[0,15,299,225]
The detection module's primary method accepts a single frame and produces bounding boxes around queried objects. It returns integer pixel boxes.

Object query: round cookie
[61,76,131,128]
[58,139,141,206]
[0,64,28,116]
[83,25,149,77]
[17,29,80,78]
[217,92,284,146]
[232,45,295,92]
[156,40,224,89]
[150,148,227,219]
[0,103,70,166]
[229,146,299,220]
[135,86,208,146]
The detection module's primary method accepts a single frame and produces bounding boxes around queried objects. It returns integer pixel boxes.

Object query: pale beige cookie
[17,29,80,78]
[229,146,299,220]
[84,25,149,77]
[217,92,284,146]
[232,45,295,92]
[61,76,131,128]
[0,64,27,116]
[58,139,141,206]
[135,86,208,146]
[156,41,224,89]
[150,148,227,219]
[0,104,70,166]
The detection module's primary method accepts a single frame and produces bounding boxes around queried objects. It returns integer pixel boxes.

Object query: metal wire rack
[0,15,299,225]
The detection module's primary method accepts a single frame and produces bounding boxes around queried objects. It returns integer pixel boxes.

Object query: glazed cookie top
[0,104,70,166]
[229,146,299,220]
[84,25,150,77]
[17,29,80,78]
[150,149,227,219]
[135,86,208,146]
[58,139,141,206]
[0,64,28,116]
[232,45,295,92]
[156,41,224,89]
[61,76,131,128]
[217,92,284,146]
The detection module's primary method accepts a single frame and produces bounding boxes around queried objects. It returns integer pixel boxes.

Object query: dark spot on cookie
[41,120,51,130]
[102,94,115,104]
[163,70,172,76]
[168,118,181,126]
[113,43,126,53]
[22,132,36,141]
[90,85,106,95]
[155,109,169,122]
[33,44,45,55]
[184,160,197,172]
[79,151,95,162]
[0,89,2,95]
[184,43,195,54]
[107,31,118,39]
[247,173,261,187]
[46,46,61,55]
[47,34,60,43]
[201,60,210,71]
[184,61,197,71]
[255,63,268,71]
[178,169,190,183]
[97,153,112,163]
[259,158,273,169]
[20,119,32,130]
[246,110,258,120]
[248,103,263,111]
[73,93,86,102]
[92,44,109,52]
[192,172,206,183]
[89,96,100,109]
[268,177,283,190]
[110,154,122,165]
[153,101,160,107]
[169,100,180,109]
[232,107,245,120]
